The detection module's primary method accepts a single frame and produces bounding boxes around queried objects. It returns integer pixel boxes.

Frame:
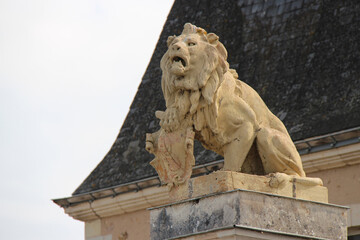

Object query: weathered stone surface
[74,0,360,195]
[150,190,347,240]
[146,127,195,187]
[178,227,317,239]
[169,171,328,203]
[147,23,307,187]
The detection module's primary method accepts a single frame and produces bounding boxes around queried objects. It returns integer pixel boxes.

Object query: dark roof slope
[73,0,360,195]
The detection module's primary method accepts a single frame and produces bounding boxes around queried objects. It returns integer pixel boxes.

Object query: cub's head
[161,23,228,104]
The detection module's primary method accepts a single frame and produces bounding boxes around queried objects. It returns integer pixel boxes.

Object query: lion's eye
[188,42,196,46]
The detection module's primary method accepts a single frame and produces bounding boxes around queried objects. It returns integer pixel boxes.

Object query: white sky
[0,0,174,239]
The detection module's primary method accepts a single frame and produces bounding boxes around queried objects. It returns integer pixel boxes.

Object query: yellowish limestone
[169,171,328,203]
[146,127,195,187]
[85,219,101,239]
[146,23,324,193]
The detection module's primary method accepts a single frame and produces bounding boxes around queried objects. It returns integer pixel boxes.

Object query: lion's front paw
[159,108,180,132]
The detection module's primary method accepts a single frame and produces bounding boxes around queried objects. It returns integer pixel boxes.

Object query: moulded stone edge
[63,143,360,221]
[64,186,170,221]
[302,143,360,173]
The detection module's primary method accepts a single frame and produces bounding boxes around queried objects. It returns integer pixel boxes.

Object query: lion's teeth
[173,56,186,67]
[173,57,186,67]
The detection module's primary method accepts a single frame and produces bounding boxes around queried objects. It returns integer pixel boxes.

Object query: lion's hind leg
[256,127,306,177]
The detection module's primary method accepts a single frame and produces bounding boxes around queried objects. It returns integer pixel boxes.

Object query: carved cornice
[56,142,360,222]
[63,185,169,221]
[302,143,360,173]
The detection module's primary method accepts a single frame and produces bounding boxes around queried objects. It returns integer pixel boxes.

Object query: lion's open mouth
[172,56,186,67]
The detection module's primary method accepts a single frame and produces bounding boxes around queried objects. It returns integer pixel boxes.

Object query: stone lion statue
[147,23,305,184]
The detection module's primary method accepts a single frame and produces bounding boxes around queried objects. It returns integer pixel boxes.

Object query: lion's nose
[172,43,181,51]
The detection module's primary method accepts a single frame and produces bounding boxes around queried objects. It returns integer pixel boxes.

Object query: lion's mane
[151,23,306,178]
[159,23,242,149]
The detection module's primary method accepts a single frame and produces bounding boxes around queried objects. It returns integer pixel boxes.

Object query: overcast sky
[0,1,174,239]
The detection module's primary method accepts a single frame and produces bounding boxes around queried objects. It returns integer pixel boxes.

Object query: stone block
[169,171,328,203]
[150,190,348,240]
[85,219,101,239]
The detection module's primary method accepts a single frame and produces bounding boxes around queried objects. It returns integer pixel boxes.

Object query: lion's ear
[207,33,227,63]
[207,33,219,44]
[167,35,176,47]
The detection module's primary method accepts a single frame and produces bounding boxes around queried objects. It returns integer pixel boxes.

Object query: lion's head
[161,23,229,106]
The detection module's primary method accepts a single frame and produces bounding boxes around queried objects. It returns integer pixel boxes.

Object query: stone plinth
[150,189,348,240]
[169,171,328,203]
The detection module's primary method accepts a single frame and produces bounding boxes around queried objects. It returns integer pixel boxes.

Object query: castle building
[54,1,360,239]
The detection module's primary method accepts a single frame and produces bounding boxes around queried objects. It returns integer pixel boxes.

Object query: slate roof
[73,0,360,195]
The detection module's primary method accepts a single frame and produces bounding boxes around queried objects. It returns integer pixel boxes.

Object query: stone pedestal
[169,171,328,203]
[150,189,347,240]
[150,172,347,240]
